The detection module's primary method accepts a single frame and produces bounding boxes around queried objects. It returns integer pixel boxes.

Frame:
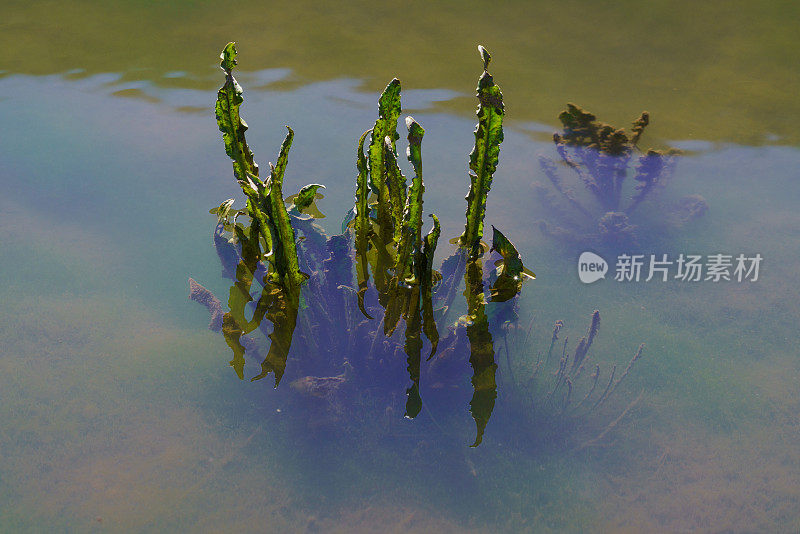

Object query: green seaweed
[383,136,407,244]
[421,214,441,359]
[349,86,443,343]
[199,42,548,446]
[215,42,309,289]
[216,42,259,185]
[463,254,497,447]
[490,226,535,281]
[368,79,403,243]
[489,227,535,302]
[459,45,505,258]
[287,183,326,217]
[383,118,427,337]
[215,43,273,256]
[394,117,426,285]
[537,103,689,248]
[263,127,308,287]
[354,129,373,319]
[216,225,301,386]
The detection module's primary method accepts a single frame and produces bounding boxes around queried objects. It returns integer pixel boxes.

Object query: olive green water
[2,2,799,532]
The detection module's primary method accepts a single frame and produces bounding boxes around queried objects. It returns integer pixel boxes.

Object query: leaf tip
[477,45,491,70]
[220,42,237,73]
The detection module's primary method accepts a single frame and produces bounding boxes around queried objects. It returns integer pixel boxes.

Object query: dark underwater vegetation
[535,103,707,252]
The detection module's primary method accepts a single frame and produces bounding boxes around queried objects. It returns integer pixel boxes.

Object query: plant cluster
[535,103,706,248]
[192,43,641,447]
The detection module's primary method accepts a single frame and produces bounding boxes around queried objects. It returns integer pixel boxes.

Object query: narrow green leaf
[354,129,374,319]
[264,126,308,288]
[215,42,260,185]
[394,117,426,284]
[383,136,407,243]
[220,41,238,73]
[478,44,491,71]
[421,214,441,359]
[368,79,402,242]
[406,116,424,174]
[271,126,292,186]
[459,45,505,258]
[214,43,274,261]
[246,197,273,257]
[213,198,236,223]
[383,117,426,337]
[489,227,534,302]
[370,228,395,309]
[422,215,440,266]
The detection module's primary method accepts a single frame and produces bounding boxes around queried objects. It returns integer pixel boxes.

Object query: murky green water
[2,2,799,532]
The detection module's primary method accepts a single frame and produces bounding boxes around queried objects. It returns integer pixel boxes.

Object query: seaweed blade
[264,127,308,288]
[215,42,260,184]
[368,79,403,241]
[459,45,505,258]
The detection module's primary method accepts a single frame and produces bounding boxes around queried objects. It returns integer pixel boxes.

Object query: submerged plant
[192,44,644,448]
[535,103,706,248]
[502,310,646,442]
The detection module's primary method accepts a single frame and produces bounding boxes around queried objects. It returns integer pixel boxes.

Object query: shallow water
[2,2,800,532]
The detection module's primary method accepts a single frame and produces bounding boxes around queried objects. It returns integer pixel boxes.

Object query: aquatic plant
[215,42,316,289]
[191,226,535,446]
[499,310,646,443]
[535,103,707,248]
[193,43,646,448]
[459,46,505,259]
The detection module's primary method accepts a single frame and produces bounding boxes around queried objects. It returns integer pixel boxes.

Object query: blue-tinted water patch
[2,52,800,530]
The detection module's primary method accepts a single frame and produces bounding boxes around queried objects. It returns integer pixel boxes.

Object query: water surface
[2,2,799,532]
